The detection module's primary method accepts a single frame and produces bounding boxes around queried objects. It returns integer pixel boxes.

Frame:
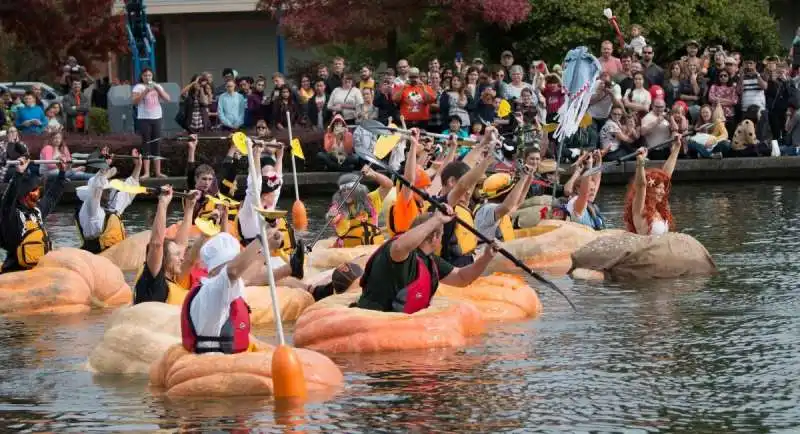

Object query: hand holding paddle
[581,133,689,178]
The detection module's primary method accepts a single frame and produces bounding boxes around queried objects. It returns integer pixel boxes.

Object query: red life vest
[359,238,439,314]
[180,282,251,354]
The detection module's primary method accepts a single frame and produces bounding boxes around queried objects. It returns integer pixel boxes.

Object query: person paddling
[181,231,283,354]
[355,208,498,314]
[0,156,69,272]
[185,134,239,221]
[75,148,142,253]
[328,165,393,247]
[133,185,201,305]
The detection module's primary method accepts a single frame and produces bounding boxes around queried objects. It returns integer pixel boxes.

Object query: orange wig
[623,168,674,234]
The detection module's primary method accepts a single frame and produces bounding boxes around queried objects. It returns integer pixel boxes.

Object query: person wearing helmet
[328,165,393,247]
[473,164,534,242]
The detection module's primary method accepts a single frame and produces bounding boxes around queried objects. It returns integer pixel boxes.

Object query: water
[1,183,799,433]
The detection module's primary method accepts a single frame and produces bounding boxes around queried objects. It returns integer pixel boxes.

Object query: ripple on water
[0,185,798,432]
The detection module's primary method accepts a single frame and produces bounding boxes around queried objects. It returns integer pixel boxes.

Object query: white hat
[200,232,241,271]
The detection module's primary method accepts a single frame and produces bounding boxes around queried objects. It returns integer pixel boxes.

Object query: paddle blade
[106,179,149,195]
[292,199,308,231]
[542,123,558,134]
[271,345,307,400]
[374,134,402,159]
[206,194,240,208]
[497,99,512,118]
[255,208,288,220]
[232,132,249,156]
[290,138,305,160]
[194,217,221,236]
[581,165,603,178]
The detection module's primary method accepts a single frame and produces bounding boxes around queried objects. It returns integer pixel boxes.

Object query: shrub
[88,107,110,135]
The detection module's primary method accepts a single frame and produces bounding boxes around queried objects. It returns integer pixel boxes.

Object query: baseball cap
[200,232,241,271]
[331,262,363,293]
[686,40,699,48]
[501,50,513,58]
[473,57,485,64]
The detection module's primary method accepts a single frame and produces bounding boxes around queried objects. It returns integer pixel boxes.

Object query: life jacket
[165,279,190,306]
[338,218,385,247]
[74,209,126,254]
[180,282,251,354]
[234,215,295,258]
[16,208,51,269]
[190,193,239,222]
[387,198,421,237]
[358,238,439,314]
[566,201,605,230]
[422,201,476,266]
[473,203,515,242]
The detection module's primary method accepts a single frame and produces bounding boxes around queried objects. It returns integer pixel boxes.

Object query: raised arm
[399,134,418,202]
[363,165,393,199]
[389,209,452,262]
[175,190,200,247]
[448,137,494,208]
[571,154,595,217]
[662,137,681,179]
[226,231,283,282]
[632,148,648,220]
[145,186,174,276]
[494,168,533,220]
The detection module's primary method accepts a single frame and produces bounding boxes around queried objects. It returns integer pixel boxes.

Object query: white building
[114,0,311,84]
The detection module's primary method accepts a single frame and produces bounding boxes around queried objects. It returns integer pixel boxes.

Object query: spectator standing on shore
[271,84,304,130]
[298,75,314,103]
[64,79,90,133]
[359,66,375,90]
[588,71,623,132]
[599,41,623,75]
[791,27,800,75]
[327,57,345,93]
[132,68,170,178]
[217,79,246,131]
[640,99,672,159]
[180,74,213,133]
[15,92,46,135]
[328,73,364,125]
[708,71,739,135]
[44,103,64,133]
[307,78,330,130]
[247,76,267,125]
[373,77,397,125]
[394,67,435,130]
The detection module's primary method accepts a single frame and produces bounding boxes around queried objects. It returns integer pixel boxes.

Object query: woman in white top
[623,139,681,236]
[327,73,364,124]
[504,65,533,101]
[623,72,652,116]
[131,68,170,178]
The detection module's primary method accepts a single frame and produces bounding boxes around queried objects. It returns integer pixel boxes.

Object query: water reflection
[0,182,797,431]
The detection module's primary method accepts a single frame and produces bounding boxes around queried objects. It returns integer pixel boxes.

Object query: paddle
[6,158,108,168]
[243,125,307,400]
[581,132,692,178]
[286,112,308,231]
[306,171,365,251]
[355,150,577,311]
[72,152,167,162]
[105,179,194,198]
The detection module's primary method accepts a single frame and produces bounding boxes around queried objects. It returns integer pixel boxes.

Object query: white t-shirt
[132,83,163,119]
[78,173,137,238]
[504,82,533,101]
[189,266,245,351]
[624,88,652,112]
[641,113,671,147]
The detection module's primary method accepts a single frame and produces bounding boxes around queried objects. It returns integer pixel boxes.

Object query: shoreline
[20,156,800,202]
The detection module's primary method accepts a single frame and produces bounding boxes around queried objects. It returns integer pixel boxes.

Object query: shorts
[137,118,163,156]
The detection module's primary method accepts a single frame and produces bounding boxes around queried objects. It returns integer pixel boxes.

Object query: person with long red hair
[623,138,681,235]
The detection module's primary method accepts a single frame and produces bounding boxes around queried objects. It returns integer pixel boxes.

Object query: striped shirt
[740,75,765,110]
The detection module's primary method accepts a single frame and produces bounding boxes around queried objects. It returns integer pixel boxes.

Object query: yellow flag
[375,134,402,159]
[291,138,304,160]
[497,99,512,118]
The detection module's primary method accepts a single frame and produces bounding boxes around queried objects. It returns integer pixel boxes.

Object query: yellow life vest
[233,215,296,259]
[165,279,189,306]
[473,203,515,242]
[338,218,385,247]
[16,211,51,269]
[423,202,477,259]
[191,194,239,222]
[75,210,126,253]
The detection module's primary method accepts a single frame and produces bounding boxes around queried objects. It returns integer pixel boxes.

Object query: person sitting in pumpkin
[328,166,393,248]
[623,140,681,236]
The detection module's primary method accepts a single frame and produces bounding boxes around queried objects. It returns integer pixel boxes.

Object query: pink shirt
[599,56,623,76]
[39,144,70,172]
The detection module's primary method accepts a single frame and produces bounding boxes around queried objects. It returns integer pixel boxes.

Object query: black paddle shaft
[357,151,577,311]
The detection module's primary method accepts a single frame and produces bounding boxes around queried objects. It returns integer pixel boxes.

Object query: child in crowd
[441,115,470,159]
[627,24,647,58]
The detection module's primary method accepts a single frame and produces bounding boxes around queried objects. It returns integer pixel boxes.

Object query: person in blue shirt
[217,79,246,131]
[15,92,47,135]
[441,115,469,158]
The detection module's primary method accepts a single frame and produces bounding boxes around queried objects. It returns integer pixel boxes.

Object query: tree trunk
[386,28,398,67]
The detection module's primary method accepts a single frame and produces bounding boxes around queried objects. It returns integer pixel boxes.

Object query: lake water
[0,182,798,433]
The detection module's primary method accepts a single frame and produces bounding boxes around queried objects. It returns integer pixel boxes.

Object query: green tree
[479,0,782,67]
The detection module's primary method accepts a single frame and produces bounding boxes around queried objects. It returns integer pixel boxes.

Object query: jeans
[687,140,731,158]
[42,168,93,181]
[316,151,360,171]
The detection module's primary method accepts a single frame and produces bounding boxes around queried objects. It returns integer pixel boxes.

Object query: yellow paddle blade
[106,179,149,195]
[375,134,402,159]
[543,114,593,134]
[206,194,241,208]
[254,208,288,220]
[497,99,512,118]
[290,138,305,160]
[194,217,221,236]
[542,123,558,134]
[232,132,249,156]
